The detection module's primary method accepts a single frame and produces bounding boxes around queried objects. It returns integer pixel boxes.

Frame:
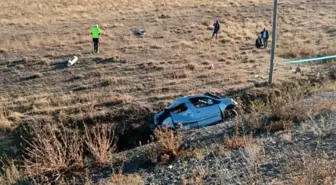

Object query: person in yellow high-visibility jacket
[91,24,101,53]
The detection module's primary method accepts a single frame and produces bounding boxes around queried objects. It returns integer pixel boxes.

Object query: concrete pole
[268,0,279,84]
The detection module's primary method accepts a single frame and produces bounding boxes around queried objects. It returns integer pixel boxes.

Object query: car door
[189,97,222,127]
[169,103,199,129]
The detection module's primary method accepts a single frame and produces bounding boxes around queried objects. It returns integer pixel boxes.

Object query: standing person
[212,20,220,39]
[91,24,101,53]
[260,28,269,48]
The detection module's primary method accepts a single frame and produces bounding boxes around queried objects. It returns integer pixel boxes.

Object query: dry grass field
[0,0,335,184]
[0,0,335,125]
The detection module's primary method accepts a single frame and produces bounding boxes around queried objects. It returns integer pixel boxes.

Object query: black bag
[255,37,263,48]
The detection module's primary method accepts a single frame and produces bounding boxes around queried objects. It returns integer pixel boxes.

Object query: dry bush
[319,44,336,56]
[0,159,21,185]
[310,80,336,93]
[153,128,183,164]
[244,80,336,133]
[311,100,336,117]
[281,43,317,59]
[186,63,197,71]
[108,173,144,185]
[270,91,309,122]
[291,158,336,185]
[22,123,84,177]
[224,134,253,149]
[84,124,117,167]
[0,102,12,129]
[224,118,253,149]
[7,111,23,123]
[41,58,52,66]
[245,89,308,132]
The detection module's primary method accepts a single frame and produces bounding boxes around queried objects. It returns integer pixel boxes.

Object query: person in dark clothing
[255,35,263,48]
[260,28,269,48]
[212,20,220,39]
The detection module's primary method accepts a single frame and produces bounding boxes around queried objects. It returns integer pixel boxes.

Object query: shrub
[224,117,253,149]
[108,173,144,185]
[0,102,12,129]
[0,159,21,185]
[281,43,317,59]
[291,157,336,185]
[153,128,183,164]
[21,123,84,177]
[84,124,117,167]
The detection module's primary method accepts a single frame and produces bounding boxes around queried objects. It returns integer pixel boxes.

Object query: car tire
[222,108,238,119]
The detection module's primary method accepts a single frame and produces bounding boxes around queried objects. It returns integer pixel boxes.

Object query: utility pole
[268,0,279,84]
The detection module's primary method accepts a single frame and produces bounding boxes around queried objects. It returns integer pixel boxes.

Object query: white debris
[67,56,78,67]
[209,63,214,70]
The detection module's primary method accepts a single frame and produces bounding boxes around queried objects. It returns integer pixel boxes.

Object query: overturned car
[151,93,238,130]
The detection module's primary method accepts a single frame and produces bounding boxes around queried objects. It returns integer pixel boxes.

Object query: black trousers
[212,29,219,38]
[93,38,99,52]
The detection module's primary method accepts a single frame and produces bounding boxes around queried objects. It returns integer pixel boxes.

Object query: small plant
[186,63,197,71]
[109,173,144,185]
[0,102,12,129]
[153,128,183,164]
[41,57,52,66]
[250,99,267,112]
[224,116,253,149]
[84,124,117,167]
[224,134,253,149]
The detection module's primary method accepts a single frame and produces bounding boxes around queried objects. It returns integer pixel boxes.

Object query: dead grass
[21,123,84,177]
[270,91,309,122]
[7,111,23,123]
[281,43,317,59]
[319,43,336,56]
[243,82,335,132]
[108,173,144,185]
[224,134,254,149]
[0,0,335,184]
[153,128,183,164]
[0,102,12,129]
[41,58,52,66]
[291,157,336,185]
[0,159,21,185]
[224,118,254,149]
[51,172,144,185]
[1,123,119,183]
[84,124,116,167]
[312,80,336,92]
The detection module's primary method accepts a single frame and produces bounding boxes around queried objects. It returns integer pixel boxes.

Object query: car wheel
[223,108,238,119]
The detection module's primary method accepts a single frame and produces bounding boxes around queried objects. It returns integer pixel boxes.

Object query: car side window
[171,103,188,114]
[189,97,218,108]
